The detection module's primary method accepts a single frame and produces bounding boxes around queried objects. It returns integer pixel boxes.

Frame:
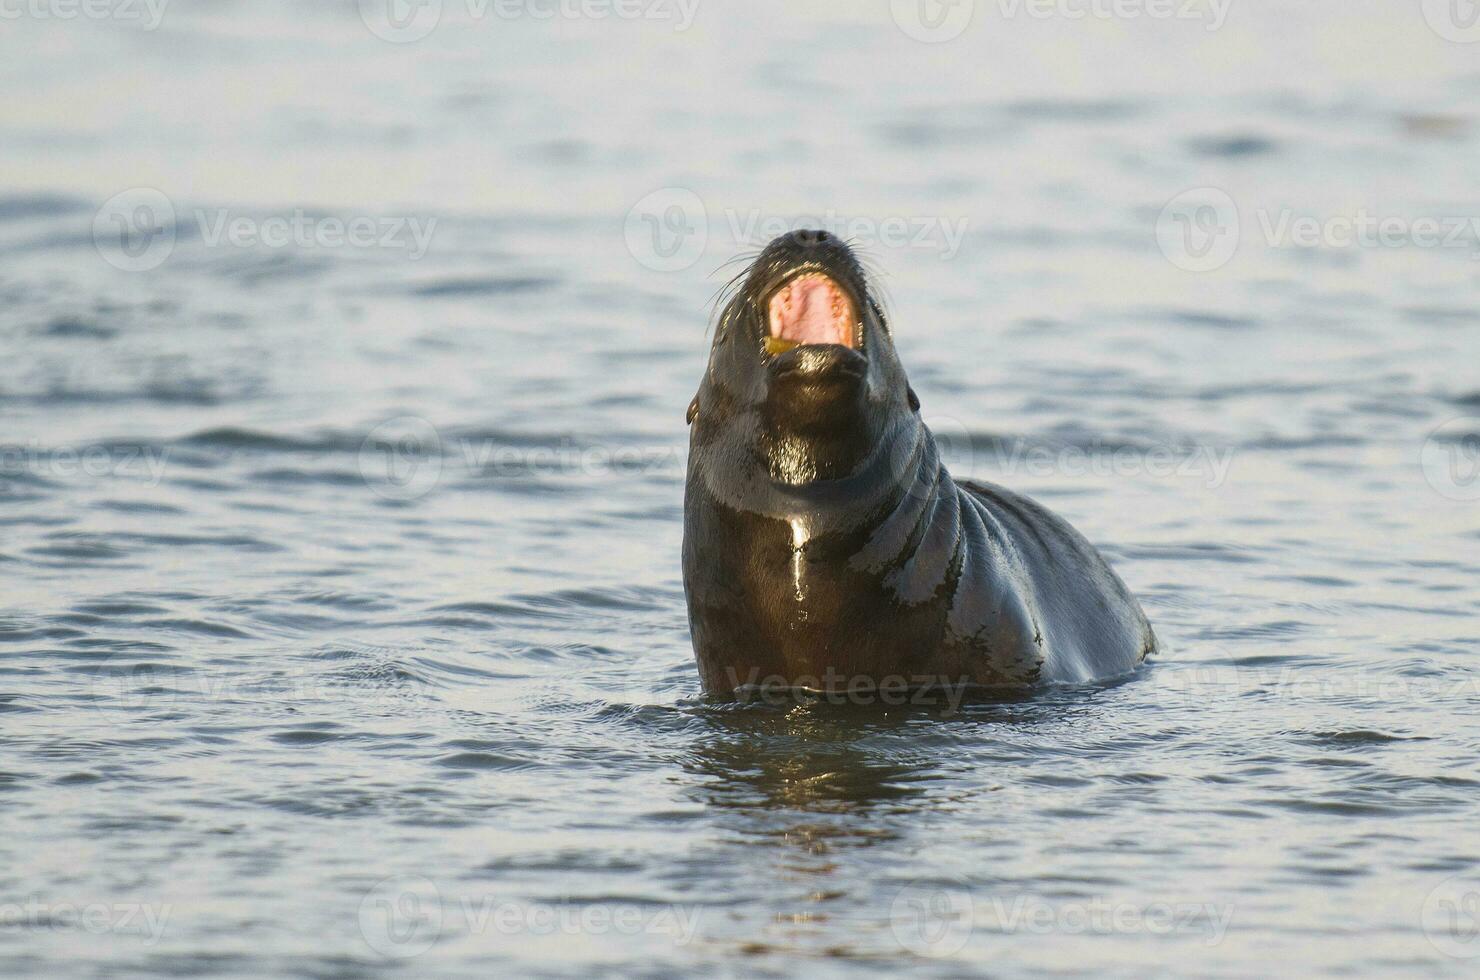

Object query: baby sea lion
[682,230,1156,698]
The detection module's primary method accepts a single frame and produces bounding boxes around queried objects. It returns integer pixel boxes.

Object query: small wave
[324,661,431,687]
[109,532,283,552]
[1402,306,1477,326]
[288,591,397,611]
[33,315,117,339]
[0,194,88,222]
[53,771,104,784]
[1299,730,1428,747]
[270,729,349,745]
[412,275,560,297]
[1186,133,1278,157]
[137,618,254,639]
[94,500,187,515]
[180,427,333,451]
[1116,542,1261,564]
[436,751,542,770]
[27,535,131,561]
[1004,97,1143,121]
[1142,308,1260,330]
[251,467,365,487]
[71,600,171,617]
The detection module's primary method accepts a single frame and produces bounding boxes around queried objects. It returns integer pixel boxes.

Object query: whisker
[708,250,761,277]
[705,264,755,335]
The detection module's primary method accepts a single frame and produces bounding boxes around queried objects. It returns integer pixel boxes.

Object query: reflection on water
[688,702,956,814]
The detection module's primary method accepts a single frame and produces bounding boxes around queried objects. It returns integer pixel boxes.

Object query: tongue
[768,274,855,347]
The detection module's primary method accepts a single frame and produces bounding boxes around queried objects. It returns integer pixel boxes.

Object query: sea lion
[682,229,1156,699]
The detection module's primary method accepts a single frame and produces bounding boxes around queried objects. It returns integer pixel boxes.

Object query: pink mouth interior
[768,274,857,348]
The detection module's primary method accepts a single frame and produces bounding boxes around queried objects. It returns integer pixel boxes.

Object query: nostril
[794,229,831,247]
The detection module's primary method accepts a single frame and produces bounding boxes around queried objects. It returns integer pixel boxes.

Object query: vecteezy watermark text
[725,209,970,261]
[889,0,1231,42]
[0,441,169,486]
[358,875,702,959]
[993,0,1231,29]
[1256,209,1480,256]
[890,879,1234,957]
[726,669,975,713]
[194,209,437,259]
[0,0,168,29]
[357,417,680,501]
[980,435,1235,489]
[0,898,173,945]
[1157,187,1480,273]
[358,0,699,43]
[624,188,971,272]
[93,189,438,272]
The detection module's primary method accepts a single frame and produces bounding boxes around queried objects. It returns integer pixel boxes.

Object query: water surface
[3,2,1480,976]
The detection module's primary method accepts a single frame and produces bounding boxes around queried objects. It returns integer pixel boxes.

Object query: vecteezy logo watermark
[1422,0,1480,43]
[0,0,169,29]
[1146,645,1242,710]
[0,898,173,945]
[93,188,177,273]
[625,188,709,273]
[1424,875,1480,959]
[359,417,444,502]
[360,875,444,959]
[1421,417,1480,502]
[358,875,703,960]
[359,0,443,42]
[890,877,975,957]
[891,0,975,42]
[992,0,1231,30]
[93,189,438,272]
[358,0,699,42]
[1157,187,1240,273]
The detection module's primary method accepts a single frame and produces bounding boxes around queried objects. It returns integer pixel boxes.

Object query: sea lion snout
[755,229,862,288]
[769,343,866,379]
[767,227,848,256]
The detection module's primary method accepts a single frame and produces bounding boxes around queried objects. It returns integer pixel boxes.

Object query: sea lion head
[690,230,919,489]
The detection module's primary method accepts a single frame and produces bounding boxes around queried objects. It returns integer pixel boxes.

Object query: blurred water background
[2,0,1480,975]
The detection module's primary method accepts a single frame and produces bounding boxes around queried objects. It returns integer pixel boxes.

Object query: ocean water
[3,1,1480,976]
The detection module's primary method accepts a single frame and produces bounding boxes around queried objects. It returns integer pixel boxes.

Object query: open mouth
[764,272,860,357]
